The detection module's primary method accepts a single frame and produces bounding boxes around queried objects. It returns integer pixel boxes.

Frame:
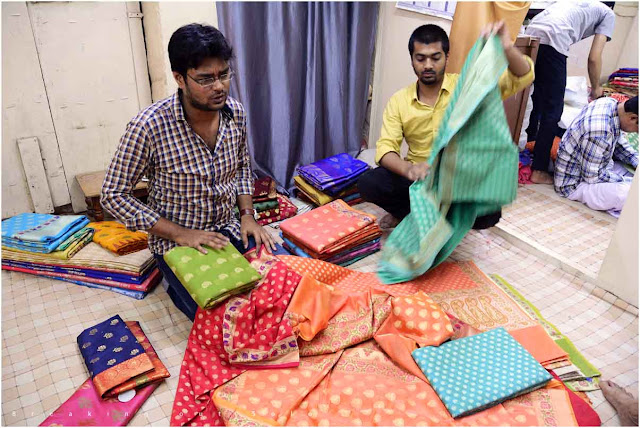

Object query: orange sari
[212,256,578,426]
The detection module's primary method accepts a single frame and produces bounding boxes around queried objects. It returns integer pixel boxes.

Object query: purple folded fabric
[298,153,369,192]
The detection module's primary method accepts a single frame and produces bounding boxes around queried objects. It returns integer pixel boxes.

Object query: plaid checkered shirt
[554,97,638,197]
[101,91,253,255]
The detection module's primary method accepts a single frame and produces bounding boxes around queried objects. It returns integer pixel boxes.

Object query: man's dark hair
[168,23,233,76]
[408,24,450,56]
[624,96,638,115]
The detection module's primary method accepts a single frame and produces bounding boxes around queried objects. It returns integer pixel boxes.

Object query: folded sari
[412,327,552,418]
[293,175,358,206]
[31,273,149,299]
[2,263,161,292]
[379,36,518,284]
[77,315,154,397]
[163,243,261,309]
[55,226,94,251]
[256,194,298,226]
[282,236,381,266]
[2,227,94,260]
[39,378,159,426]
[280,199,381,257]
[2,218,89,253]
[87,221,148,255]
[2,242,155,273]
[105,321,170,396]
[2,213,88,242]
[253,176,277,202]
[257,199,279,211]
[1,259,152,284]
[297,153,369,193]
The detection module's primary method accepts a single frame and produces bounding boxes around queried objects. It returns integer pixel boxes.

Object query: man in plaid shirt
[554,96,638,216]
[101,24,275,320]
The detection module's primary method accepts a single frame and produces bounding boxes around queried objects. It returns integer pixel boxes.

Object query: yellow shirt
[375,55,535,165]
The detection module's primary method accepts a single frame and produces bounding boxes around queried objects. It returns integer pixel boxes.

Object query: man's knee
[358,169,381,200]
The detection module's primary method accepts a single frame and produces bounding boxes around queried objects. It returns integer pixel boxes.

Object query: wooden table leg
[93,198,104,222]
[85,197,104,221]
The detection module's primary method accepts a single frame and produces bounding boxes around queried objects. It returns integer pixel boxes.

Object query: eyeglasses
[187,70,235,87]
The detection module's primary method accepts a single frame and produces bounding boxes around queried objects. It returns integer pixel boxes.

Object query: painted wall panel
[28,2,146,212]
[2,2,69,218]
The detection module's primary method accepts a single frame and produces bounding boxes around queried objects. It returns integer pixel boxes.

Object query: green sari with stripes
[378,36,518,284]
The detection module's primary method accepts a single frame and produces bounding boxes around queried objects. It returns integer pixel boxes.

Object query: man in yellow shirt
[358,22,534,229]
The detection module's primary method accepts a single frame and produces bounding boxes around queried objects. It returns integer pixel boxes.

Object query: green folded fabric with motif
[233,199,279,216]
[163,244,262,309]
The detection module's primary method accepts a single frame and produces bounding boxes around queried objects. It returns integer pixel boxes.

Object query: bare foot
[530,170,554,185]
[601,380,639,426]
[379,214,400,229]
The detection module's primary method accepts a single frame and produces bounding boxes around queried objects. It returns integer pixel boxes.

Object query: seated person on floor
[358,22,534,230]
[101,23,276,321]
[554,96,638,216]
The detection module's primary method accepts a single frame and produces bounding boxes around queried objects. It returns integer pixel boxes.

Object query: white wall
[597,174,639,307]
[567,2,638,84]
[368,2,452,148]
[142,2,219,102]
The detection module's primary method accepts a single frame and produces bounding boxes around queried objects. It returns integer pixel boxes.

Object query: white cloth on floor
[567,162,633,216]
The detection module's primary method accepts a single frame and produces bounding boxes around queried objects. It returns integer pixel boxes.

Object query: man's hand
[591,86,604,100]
[405,162,430,181]
[241,216,276,252]
[481,20,512,50]
[174,228,230,254]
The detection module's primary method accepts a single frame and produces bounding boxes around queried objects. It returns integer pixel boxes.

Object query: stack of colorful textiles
[2,213,89,253]
[41,316,168,426]
[294,153,369,206]
[279,199,382,266]
[2,242,160,299]
[603,68,638,97]
[163,243,262,309]
[87,221,148,255]
[235,177,298,225]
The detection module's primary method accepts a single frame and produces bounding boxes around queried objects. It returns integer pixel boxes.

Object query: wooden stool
[76,171,148,221]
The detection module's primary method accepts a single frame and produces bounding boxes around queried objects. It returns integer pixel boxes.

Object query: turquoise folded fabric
[378,35,518,284]
[2,214,90,253]
[412,327,551,418]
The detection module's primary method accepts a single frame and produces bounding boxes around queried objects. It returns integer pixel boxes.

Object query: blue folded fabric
[298,153,369,192]
[412,327,552,418]
[2,214,89,253]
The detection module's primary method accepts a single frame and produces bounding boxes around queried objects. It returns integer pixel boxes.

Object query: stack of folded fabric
[294,153,369,206]
[2,213,89,253]
[279,199,382,266]
[163,243,262,309]
[87,221,148,255]
[235,177,298,225]
[2,242,160,299]
[603,67,638,98]
[41,315,169,426]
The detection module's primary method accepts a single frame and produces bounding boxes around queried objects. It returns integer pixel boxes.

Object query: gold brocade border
[93,353,154,397]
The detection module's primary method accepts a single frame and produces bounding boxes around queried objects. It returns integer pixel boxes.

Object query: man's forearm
[148,217,187,242]
[236,194,254,212]
[588,57,602,93]
[379,152,411,178]
[504,45,531,77]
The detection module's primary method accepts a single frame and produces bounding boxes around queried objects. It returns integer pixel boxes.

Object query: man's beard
[184,88,225,112]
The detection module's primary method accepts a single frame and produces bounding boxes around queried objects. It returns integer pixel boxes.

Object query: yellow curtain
[446,1,531,74]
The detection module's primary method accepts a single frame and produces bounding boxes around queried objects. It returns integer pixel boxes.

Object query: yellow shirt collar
[411,73,457,103]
